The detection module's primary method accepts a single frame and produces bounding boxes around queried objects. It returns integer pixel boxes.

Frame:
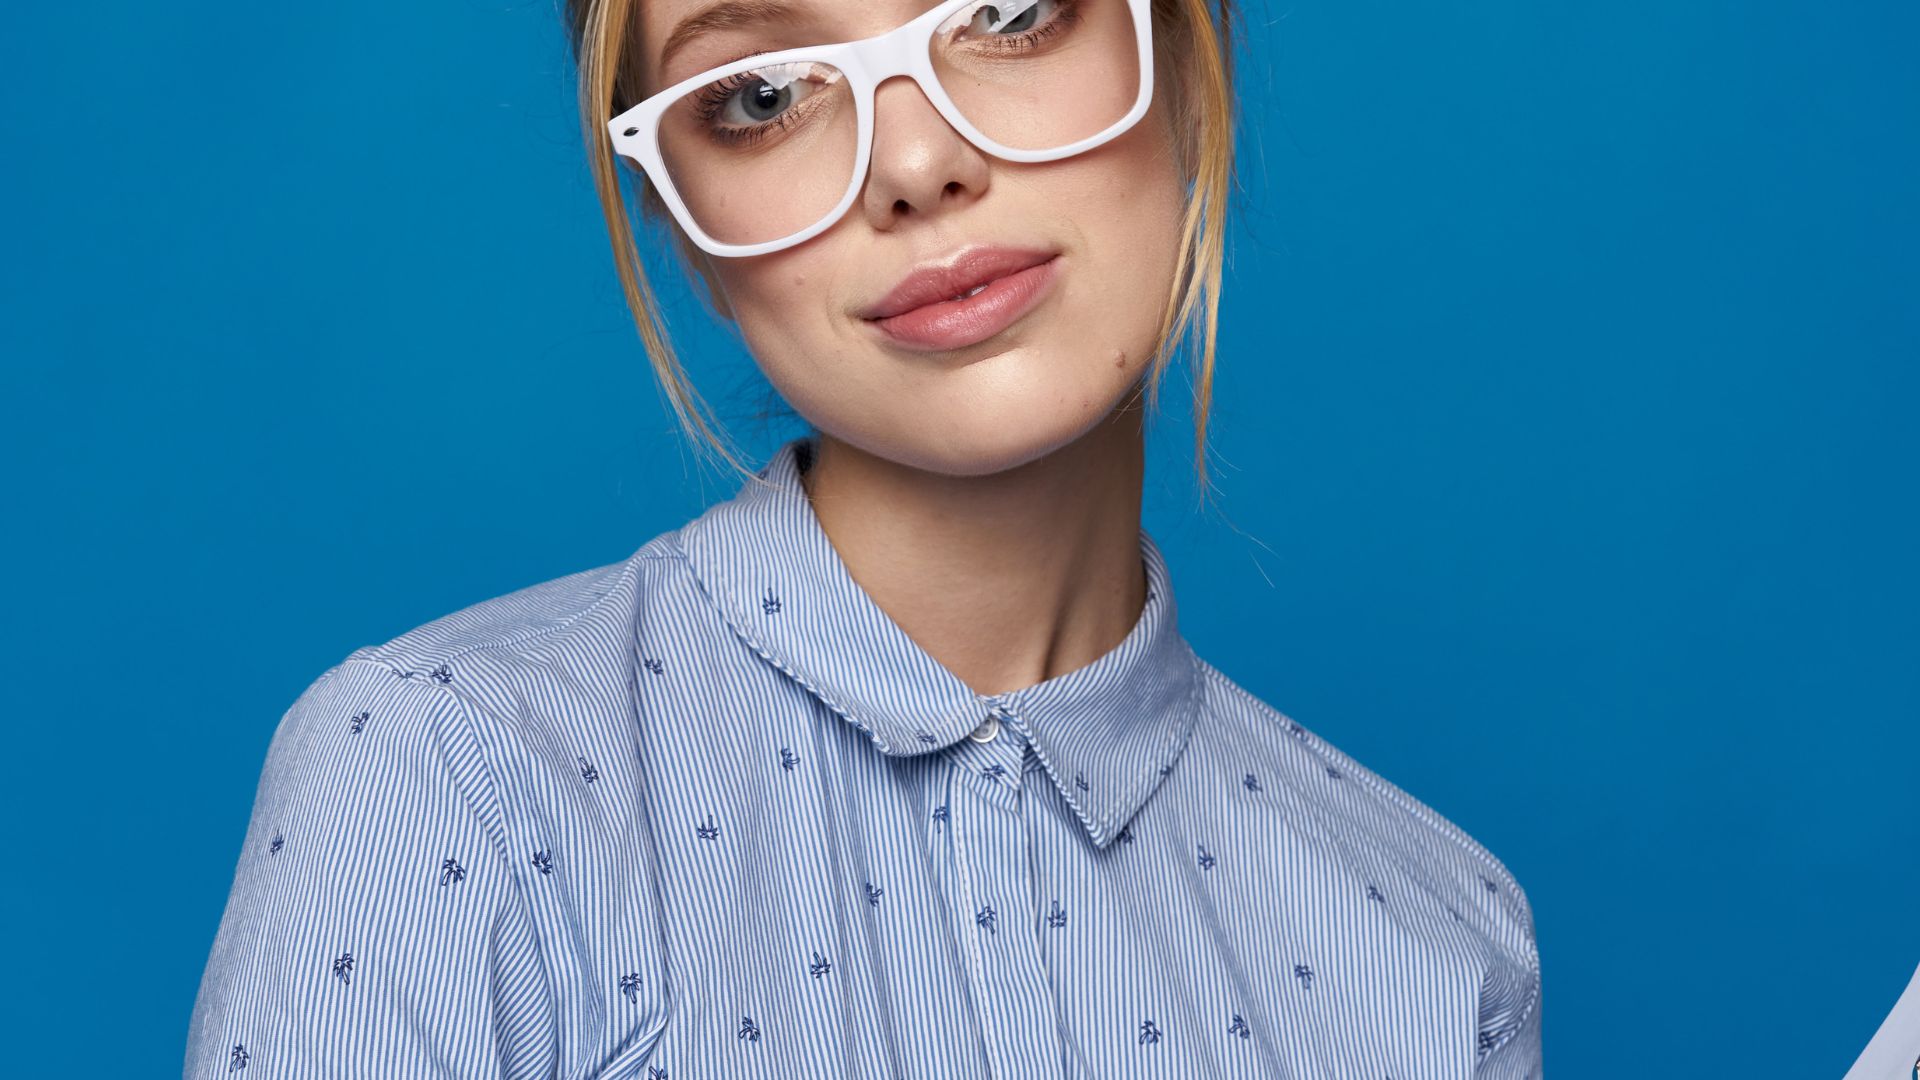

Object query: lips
[858,245,1060,321]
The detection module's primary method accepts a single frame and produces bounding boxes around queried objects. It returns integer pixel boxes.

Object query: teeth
[948,283,990,302]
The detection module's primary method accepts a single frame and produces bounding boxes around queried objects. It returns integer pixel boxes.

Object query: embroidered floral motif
[619,972,642,1002]
[982,763,1009,784]
[864,881,883,906]
[440,857,465,886]
[696,814,719,840]
[761,589,782,615]
[1293,964,1313,989]
[1243,772,1262,792]
[227,1044,249,1072]
[976,902,997,933]
[932,804,949,828]
[809,951,832,979]
[1137,1019,1162,1045]
[1325,765,1342,779]
[1227,1014,1250,1040]
[1046,900,1067,928]
[737,1016,760,1042]
[779,747,799,771]
[531,849,553,875]
[577,755,599,783]
[1115,823,1135,844]
[1074,771,1090,791]
[1197,844,1216,870]
[332,952,354,985]
[642,657,664,675]
[429,662,452,684]
[1365,884,1384,903]
[269,833,283,854]
[349,710,368,734]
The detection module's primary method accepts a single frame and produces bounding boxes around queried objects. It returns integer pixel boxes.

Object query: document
[1843,959,1920,1080]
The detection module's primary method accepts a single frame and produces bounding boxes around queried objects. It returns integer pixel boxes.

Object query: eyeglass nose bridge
[845,70,972,169]
[829,8,1007,166]
[833,0,1146,169]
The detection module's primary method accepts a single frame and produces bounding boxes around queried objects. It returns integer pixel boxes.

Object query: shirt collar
[675,434,1204,850]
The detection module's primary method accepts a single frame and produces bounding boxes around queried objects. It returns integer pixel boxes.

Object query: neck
[796,409,1149,697]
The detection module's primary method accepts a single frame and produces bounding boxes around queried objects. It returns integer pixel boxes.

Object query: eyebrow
[658,0,804,79]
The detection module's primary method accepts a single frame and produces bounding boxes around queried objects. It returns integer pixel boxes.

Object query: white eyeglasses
[607,0,1155,257]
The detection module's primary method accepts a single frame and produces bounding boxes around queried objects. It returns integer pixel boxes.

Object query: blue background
[4,1,1914,1074]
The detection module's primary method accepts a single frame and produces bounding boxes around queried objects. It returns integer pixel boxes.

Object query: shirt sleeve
[1473,880,1544,1080]
[1474,983,1543,1079]
[182,658,555,1079]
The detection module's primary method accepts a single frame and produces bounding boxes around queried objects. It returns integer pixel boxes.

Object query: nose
[858,73,993,234]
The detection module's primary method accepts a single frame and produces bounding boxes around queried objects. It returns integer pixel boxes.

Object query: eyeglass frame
[605,0,1157,258]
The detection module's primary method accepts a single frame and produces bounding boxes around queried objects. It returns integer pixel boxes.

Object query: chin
[817,421,1057,479]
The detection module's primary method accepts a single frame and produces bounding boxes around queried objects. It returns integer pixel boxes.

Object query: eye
[720,68,828,128]
[967,0,1055,36]
[725,78,802,126]
[693,61,840,139]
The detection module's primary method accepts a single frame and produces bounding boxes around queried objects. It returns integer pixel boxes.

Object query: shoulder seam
[337,656,526,879]
[351,549,649,675]
[1197,660,1530,897]
[1196,659,1542,1011]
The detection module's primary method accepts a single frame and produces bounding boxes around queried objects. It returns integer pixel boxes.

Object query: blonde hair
[563,0,1237,501]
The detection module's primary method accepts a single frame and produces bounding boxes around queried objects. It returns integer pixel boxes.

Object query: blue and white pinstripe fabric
[185,434,1542,1079]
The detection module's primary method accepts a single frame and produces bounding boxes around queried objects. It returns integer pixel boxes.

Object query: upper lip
[857,245,1058,321]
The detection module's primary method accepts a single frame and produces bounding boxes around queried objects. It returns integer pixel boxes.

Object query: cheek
[1062,122,1189,332]
[1056,95,1188,259]
[704,257,837,368]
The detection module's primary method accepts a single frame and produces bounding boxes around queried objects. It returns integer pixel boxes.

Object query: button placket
[943,726,1067,1079]
[950,713,1030,803]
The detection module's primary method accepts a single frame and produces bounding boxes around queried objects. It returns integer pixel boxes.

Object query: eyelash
[690,69,812,149]
[692,0,1084,150]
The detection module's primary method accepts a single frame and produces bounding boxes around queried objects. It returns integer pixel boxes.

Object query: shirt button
[967,714,1000,743]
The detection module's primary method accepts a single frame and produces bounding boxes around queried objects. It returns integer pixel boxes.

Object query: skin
[637,0,1191,695]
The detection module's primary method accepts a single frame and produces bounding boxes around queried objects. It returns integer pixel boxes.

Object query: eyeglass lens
[652,0,1141,246]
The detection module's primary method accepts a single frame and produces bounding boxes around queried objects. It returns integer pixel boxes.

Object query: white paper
[1842,959,1920,1080]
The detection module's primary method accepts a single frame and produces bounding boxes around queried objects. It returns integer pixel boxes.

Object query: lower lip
[865,256,1062,351]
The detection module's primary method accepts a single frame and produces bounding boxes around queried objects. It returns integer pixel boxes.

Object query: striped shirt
[184,434,1542,1079]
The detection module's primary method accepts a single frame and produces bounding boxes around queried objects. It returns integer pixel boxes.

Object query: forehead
[638,0,947,81]
[640,0,943,34]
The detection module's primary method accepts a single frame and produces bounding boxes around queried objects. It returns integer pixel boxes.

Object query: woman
[184,0,1542,1076]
